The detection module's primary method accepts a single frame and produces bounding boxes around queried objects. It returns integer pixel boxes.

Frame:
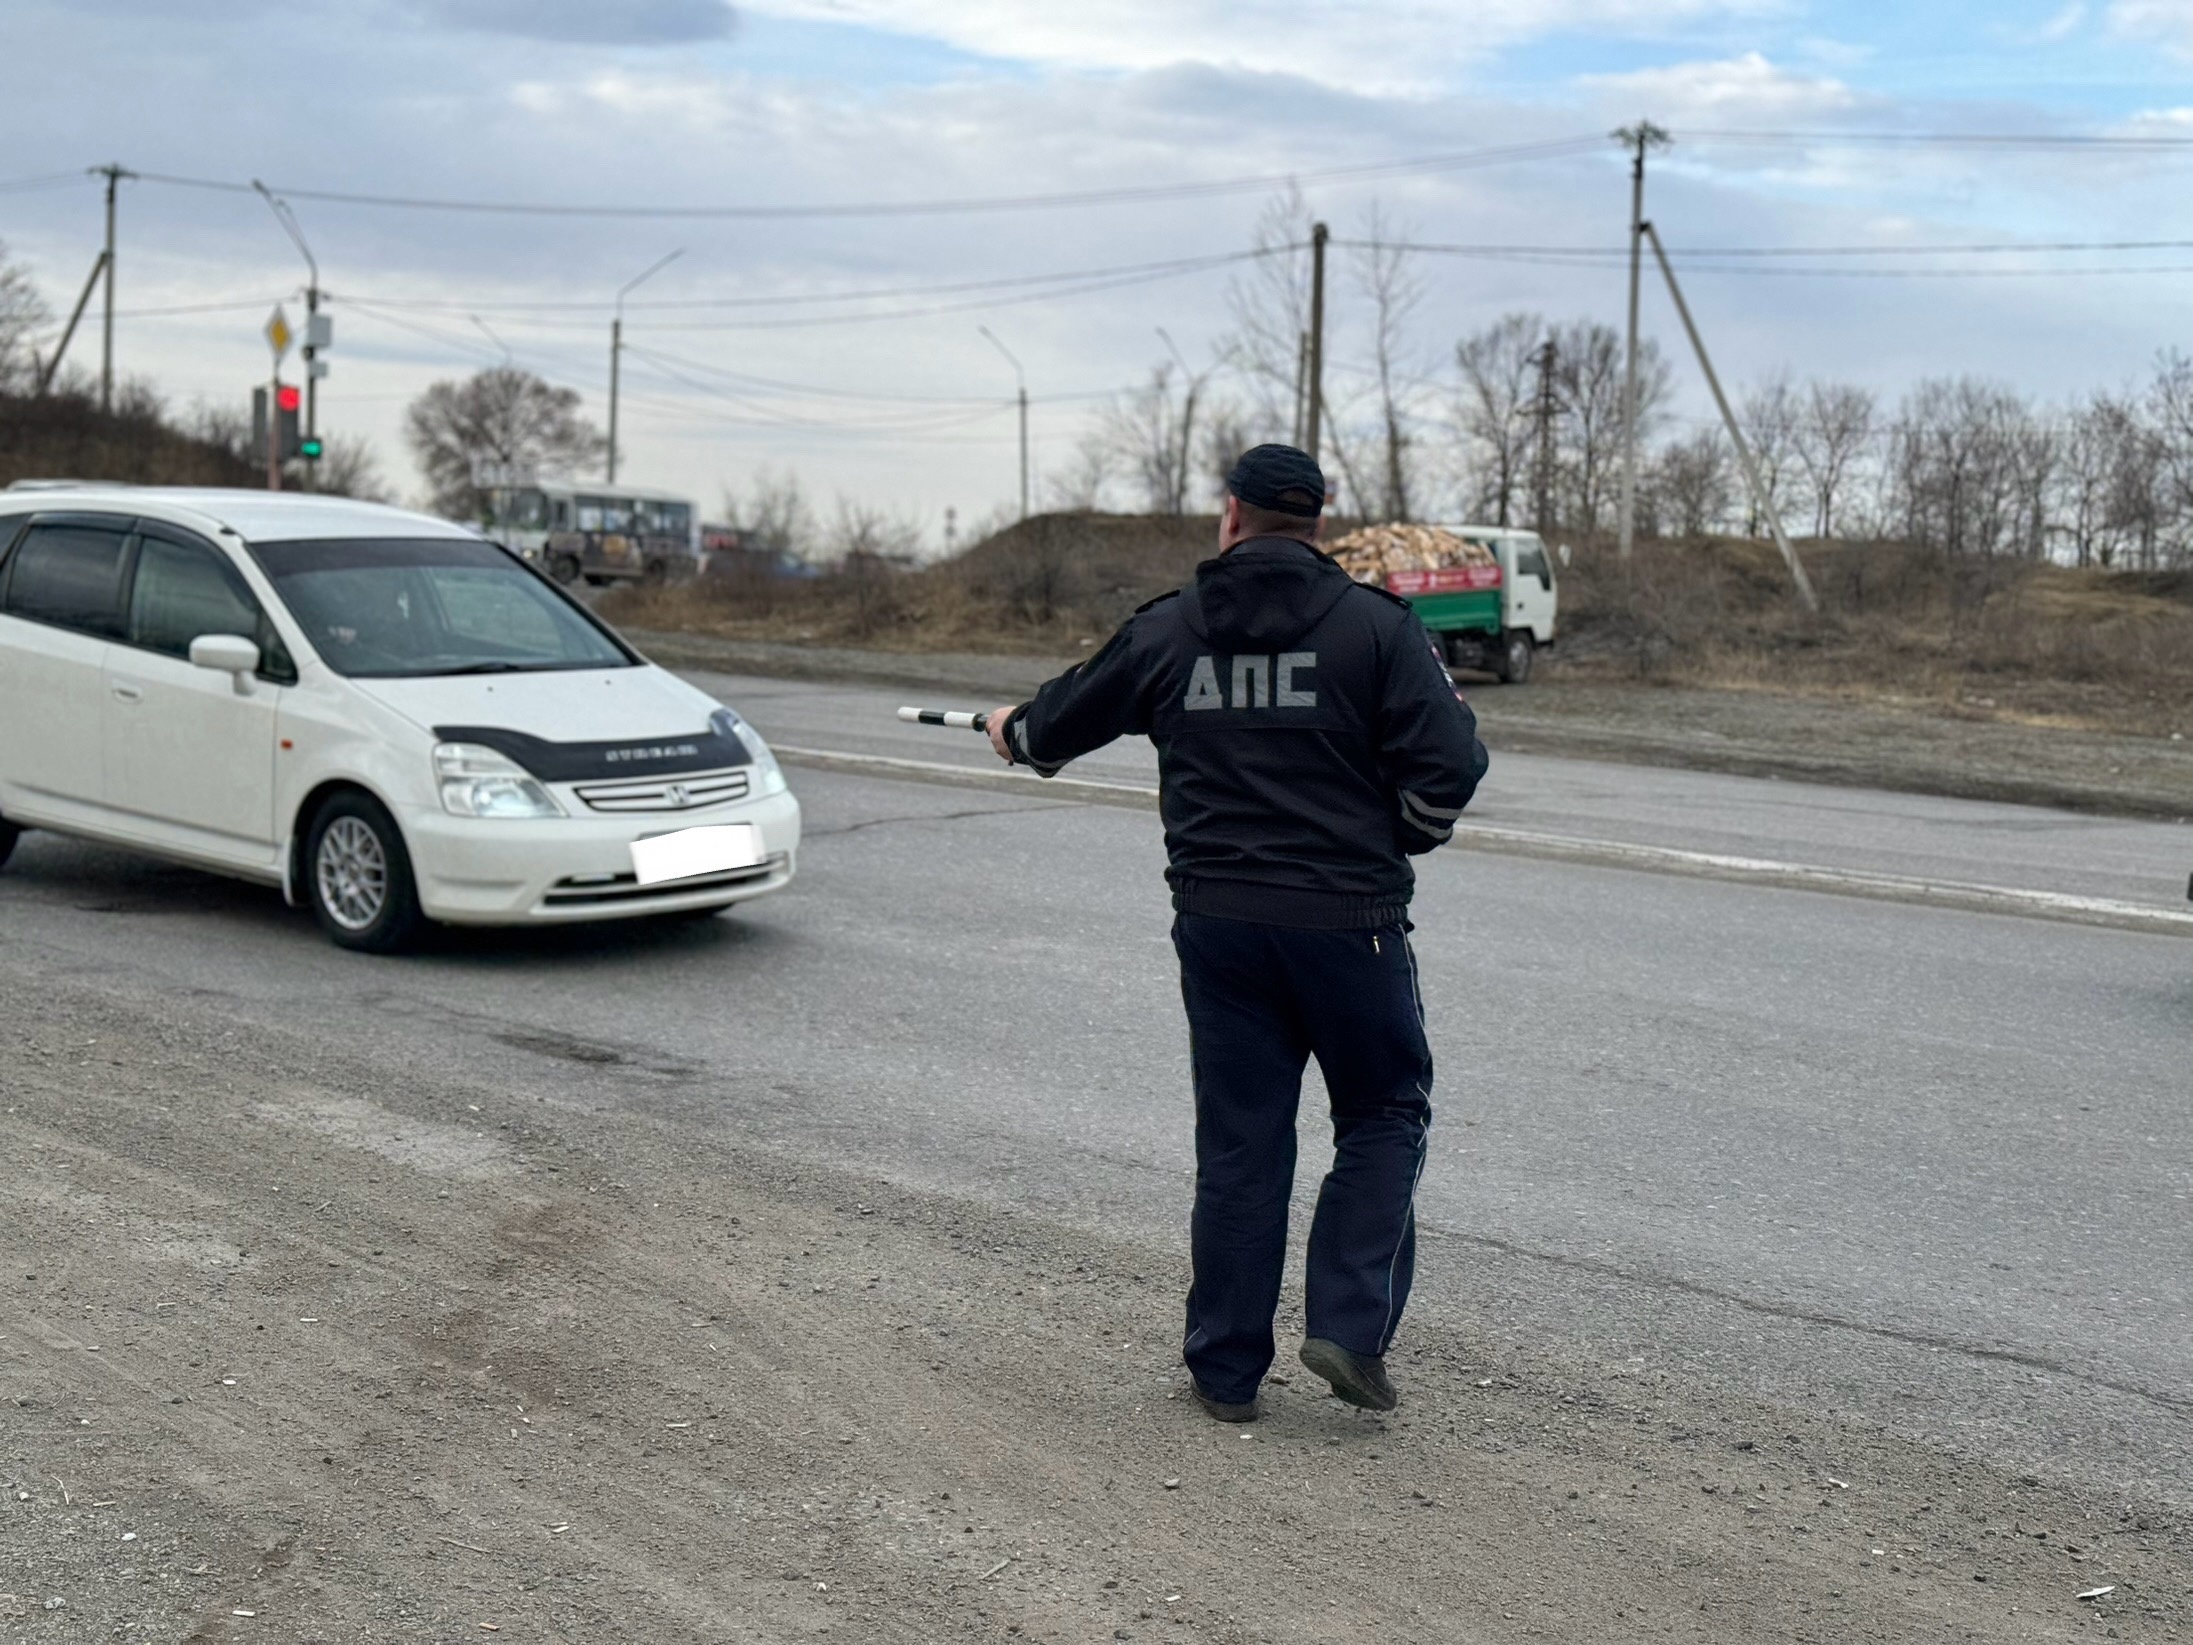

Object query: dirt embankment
[5,972,2188,1642]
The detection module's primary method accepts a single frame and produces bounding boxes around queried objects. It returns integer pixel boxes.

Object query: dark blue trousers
[1171,911,1434,1405]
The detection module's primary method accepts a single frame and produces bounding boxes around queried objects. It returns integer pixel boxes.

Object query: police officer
[985,444,1488,1422]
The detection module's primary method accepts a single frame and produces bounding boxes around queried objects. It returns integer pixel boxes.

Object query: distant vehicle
[0,487,799,951]
[484,481,700,588]
[1390,525,1560,685]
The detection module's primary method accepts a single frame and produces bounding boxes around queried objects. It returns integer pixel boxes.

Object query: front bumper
[400,788,801,924]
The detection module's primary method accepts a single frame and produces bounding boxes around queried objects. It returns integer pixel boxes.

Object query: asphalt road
[699,668,2193,913]
[3,676,2188,1528]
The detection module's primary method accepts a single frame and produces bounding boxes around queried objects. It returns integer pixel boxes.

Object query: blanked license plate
[630,823,764,887]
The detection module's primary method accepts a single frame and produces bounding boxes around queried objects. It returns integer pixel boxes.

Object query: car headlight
[712,707,788,797]
[433,742,565,819]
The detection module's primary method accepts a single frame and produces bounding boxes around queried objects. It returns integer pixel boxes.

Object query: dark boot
[1190,1377,1259,1423]
[1299,1337,1398,1412]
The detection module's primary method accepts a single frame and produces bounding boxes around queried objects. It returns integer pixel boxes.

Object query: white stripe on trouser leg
[1379,1125,1429,1353]
[1377,931,1431,1353]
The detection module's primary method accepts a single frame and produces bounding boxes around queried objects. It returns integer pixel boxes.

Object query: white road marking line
[772,744,2193,938]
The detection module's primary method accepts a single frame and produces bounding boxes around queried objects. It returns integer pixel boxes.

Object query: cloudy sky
[6,0,2193,538]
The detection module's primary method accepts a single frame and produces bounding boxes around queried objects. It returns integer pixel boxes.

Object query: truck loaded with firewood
[1328,523,1562,684]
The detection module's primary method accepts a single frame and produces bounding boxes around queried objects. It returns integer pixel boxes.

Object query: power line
[0,170,86,194]
[122,136,1604,220]
[348,249,1276,334]
[335,249,1300,314]
[1681,127,2193,151]
[1353,235,2193,260]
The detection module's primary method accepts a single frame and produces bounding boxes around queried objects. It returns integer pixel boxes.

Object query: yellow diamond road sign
[265,305,293,362]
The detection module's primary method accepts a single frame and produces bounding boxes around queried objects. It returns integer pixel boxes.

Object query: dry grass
[601,513,1225,656]
[605,514,2193,741]
[1557,535,2193,737]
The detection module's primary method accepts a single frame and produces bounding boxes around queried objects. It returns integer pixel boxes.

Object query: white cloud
[2108,0,2193,54]
[1578,52,1864,122]
[740,0,1775,91]
[2034,2,2089,41]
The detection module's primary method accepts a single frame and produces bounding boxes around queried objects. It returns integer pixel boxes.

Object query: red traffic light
[275,384,301,413]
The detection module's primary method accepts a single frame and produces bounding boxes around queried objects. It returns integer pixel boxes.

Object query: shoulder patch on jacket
[1133,588,1184,615]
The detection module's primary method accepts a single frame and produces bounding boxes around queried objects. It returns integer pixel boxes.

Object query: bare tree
[404,367,607,520]
[1886,377,2036,560]
[0,241,51,392]
[314,435,394,503]
[723,466,820,562]
[1352,203,1426,522]
[1452,312,1545,528]
[1091,364,1193,513]
[1552,319,1669,533]
[1650,427,1734,539]
[1793,381,1875,538]
[1737,369,1803,539]
[1045,440,1111,511]
[1219,185,1316,438]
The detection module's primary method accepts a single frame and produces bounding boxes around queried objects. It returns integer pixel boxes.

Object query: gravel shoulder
[6,969,2186,1643]
[624,629,2193,822]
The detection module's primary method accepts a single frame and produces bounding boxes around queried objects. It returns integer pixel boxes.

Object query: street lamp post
[609,249,684,485]
[253,180,323,485]
[1156,327,1208,516]
[979,325,1029,520]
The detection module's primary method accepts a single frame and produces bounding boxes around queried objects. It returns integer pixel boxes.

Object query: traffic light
[274,383,302,461]
[251,382,320,464]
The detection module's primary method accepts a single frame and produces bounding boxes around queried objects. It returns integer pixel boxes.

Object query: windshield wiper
[436,660,535,675]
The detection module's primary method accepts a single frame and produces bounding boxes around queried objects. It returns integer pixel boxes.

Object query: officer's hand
[985,705,1019,764]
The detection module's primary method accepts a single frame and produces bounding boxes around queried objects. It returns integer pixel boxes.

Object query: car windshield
[248,537,634,679]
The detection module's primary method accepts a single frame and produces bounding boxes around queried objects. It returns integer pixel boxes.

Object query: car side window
[1515,545,1552,589]
[127,533,295,682]
[0,518,133,638]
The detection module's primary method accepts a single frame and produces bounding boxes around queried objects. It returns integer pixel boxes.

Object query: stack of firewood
[1326,524,1495,583]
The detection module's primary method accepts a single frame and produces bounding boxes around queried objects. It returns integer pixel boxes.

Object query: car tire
[549,553,581,585]
[1496,630,1534,685]
[305,791,425,954]
[0,815,18,872]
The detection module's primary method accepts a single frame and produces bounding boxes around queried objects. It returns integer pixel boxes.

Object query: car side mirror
[189,633,261,695]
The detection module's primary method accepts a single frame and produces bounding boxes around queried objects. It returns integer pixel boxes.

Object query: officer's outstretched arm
[1378,618,1490,854]
[993,622,1153,778]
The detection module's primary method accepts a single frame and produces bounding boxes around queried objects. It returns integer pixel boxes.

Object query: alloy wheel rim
[316,816,387,932]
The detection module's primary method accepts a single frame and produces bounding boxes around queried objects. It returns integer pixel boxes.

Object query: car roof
[0,485,481,544]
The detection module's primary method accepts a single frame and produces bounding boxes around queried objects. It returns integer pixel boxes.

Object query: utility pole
[1640,221,1817,613]
[1531,336,1560,535]
[1305,222,1329,465]
[1613,122,1668,559]
[979,326,1029,519]
[93,164,131,413]
[254,182,325,484]
[608,249,684,485]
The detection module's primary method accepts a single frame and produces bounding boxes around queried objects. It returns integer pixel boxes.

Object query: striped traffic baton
[896,706,992,733]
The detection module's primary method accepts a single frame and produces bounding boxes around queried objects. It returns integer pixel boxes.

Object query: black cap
[1225,443,1327,518]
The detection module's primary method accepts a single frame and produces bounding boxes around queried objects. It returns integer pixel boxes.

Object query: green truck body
[1381,527,1560,684]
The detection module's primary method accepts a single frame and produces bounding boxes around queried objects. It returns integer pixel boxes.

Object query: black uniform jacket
[1000,535,1490,929]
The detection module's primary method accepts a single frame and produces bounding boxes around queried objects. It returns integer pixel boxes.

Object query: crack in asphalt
[1429,1222,2193,1418]
[806,802,1086,840]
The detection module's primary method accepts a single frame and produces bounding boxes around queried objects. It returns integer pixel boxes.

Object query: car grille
[574,766,750,813]
[543,856,786,907]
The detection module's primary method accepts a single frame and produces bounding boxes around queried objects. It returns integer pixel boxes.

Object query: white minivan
[0,486,800,951]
